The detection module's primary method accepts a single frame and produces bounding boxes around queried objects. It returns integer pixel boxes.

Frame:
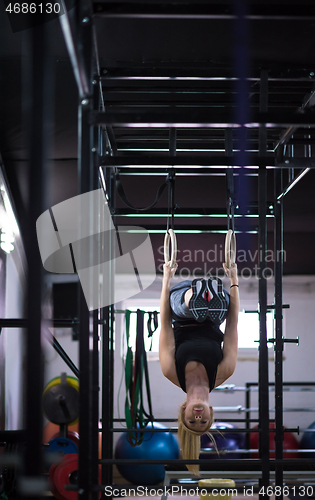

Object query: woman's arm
[159,262,180,386]
[215,262,239,385]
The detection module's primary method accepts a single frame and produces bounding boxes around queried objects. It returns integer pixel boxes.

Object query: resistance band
[147,311,159,351]
[124,309,154,446]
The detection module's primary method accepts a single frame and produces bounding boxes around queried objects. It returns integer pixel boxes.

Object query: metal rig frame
[2,1,315,499]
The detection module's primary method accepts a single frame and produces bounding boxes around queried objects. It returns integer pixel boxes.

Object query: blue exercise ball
[200,422,245,460]
[115,422,179,485]
[300,421,315,458]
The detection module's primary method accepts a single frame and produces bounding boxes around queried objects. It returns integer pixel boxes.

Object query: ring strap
[115,170,168,211]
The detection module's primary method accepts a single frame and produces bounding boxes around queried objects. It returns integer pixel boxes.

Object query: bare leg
[184,288,193,307]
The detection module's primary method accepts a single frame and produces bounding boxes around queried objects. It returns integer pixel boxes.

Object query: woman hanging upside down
[159,262,239,475]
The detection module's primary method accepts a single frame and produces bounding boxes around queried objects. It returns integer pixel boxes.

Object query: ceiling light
[0,230,14,253]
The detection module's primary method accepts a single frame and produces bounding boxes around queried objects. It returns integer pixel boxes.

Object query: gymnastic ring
[225,229,236,269]
[164,229,177,268]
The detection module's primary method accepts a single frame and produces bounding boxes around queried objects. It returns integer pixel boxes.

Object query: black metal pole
[245,382,251,452]
[74,0,96,494]
[22,20,52,498]
[91,307,100,497]
[108,169,116,485]
[78,96,93,500]
[101,306,114,487]
[258,69,270,492]
[101,166,115,488]
[51,332,80,378]
[90,81,101,499]
[274,167,284,493]
[77,74,95,500]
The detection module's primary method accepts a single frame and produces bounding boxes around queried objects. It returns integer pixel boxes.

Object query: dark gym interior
[1,1,315,498]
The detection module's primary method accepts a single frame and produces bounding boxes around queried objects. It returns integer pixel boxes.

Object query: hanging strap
[136,310,154,423]
[166,170,176,232]
[225,129,236,233]
[124,309,144,446]
[147,311,158,338]
[124,311,134,432]
[115,170,169,211]
[164,170,178,267]
[225,160,237,267]
[138,311,154,422]
[147,311,159,351]
[167,128,177,231]
[124,310,155,446]
[226,166,235,233]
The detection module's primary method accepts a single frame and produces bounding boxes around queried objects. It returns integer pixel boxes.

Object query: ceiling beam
[93,2,315,21]
[115,206,275,217]
[100,154,275,167]
[116,224,258,234]
[91,109,315,128]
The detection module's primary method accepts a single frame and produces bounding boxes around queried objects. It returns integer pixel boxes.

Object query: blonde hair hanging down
[177,401,215,476]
